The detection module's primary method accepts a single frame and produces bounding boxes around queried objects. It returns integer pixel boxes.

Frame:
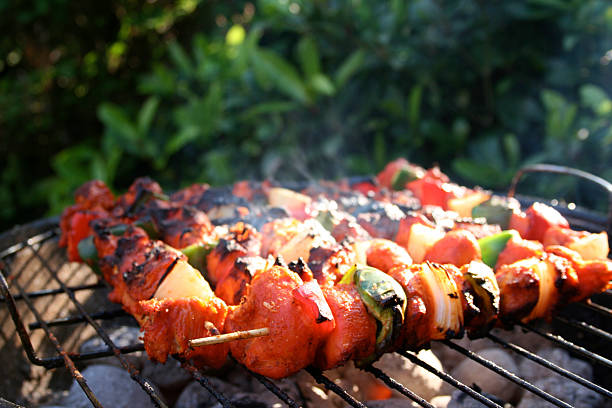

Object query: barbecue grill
[1,164,611,408]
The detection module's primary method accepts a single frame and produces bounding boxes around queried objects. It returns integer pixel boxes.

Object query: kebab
[59,160,612,379]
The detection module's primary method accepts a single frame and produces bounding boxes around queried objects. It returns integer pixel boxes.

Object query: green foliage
[2,0,612,229]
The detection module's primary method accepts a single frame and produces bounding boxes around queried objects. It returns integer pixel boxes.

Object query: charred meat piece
[215,256,268,305]
[188,186,252,222]
[114,177,167,218]
[360,238,412,273]
[148,205,215,249]
[546,245,612,302]
[424,229,482,267]
[307,243,355,287]
[495,252,579,322]
[59,180,115,249]
[354,202,405,240]
[225,265,331,379]
[170,183,210,206]
[315,284,377,370]
[206,222,262,285]
[387,265,431,351]
[495,237,544,269]
[96,225,185,315]
[139,296,229,369]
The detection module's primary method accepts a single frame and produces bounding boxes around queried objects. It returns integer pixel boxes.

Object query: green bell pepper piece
[477,230,520,268]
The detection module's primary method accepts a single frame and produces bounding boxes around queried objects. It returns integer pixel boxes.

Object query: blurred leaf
[453,159,505,188]
[168,42,194,75]
[296,36,321,78]
[240,100,299,120]
[98,103,138,142]
[503,133,520,168]
[309,73,336,96]
[580,84,612,116]
[541,89,577,140]
[250,48,311,104]
[334,49,366,89]
[138,96,160,135]
[408,84,423,127]
[164,126,200,156]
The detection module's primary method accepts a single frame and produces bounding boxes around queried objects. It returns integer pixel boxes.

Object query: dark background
[2,0,612,231]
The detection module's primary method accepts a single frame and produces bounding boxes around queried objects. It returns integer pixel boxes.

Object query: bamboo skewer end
[189,327,270,347]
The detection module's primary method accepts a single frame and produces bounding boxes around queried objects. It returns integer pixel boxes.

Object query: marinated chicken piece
[307,243,355,287]
[330,217,371,242]
[64,210,109,262]
[170,183,210,206]
[114,177,167,218]
[495,253,579,322]
[275,219,336,264]
[206,222,262,285]
[59,180,115,251]
[139,296,229,369]
[424,230,482,267]
[95,224,186,315]
[148,205,215,249]
[225,265,331,379]
[495,237,543,269]
[387,265,432,350]
[360,238,412,273]
[355,202,405,240]
[260,218,302,256]
[543,227,609,260]
[214,256,268,305]
[182,186,251,218]
[315,284,377,370]
[546,245,612,302]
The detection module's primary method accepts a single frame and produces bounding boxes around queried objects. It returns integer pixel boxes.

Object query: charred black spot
[288,257,310,277]
[214,238,246,260]
[448,292,459,299]
[274,256,286,267]
[307,246,336,282]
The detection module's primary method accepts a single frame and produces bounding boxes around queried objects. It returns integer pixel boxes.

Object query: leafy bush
[2,0,612,229]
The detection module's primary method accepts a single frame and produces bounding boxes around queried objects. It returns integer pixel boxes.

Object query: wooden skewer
[189,327,270,347]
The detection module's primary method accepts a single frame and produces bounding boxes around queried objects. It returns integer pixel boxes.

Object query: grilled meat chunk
[225,265,331,379]
[139,296,229,368]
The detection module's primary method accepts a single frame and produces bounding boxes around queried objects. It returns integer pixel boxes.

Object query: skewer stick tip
[189,327,270,347]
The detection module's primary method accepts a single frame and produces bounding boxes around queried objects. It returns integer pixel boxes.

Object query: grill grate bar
[582,300,612,316]
[248,369,302,408]
[554,315,612,342]
[0,229,56,258]
[16,343,145,369]
[182,362,235,408]
[29,244,168,408]
[363,364,434,407]
[305,366,367,408]
[487,333,612,399]
[397,350,502,408]
[516,321,612,368]
[443,340,573,408]
[28,308,126,330]
[0,269,103,408]
[0,282,105,303]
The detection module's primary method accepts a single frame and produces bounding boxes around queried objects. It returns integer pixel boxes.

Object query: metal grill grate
[1,225,611,408]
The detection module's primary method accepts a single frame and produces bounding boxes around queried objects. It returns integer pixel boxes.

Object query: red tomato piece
[292,280,335,335]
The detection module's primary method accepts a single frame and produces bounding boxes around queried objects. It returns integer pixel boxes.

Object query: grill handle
[508,164,612,233]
